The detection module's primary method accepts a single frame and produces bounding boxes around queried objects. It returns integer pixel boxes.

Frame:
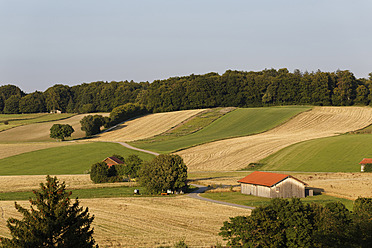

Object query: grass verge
[202,192,354,210]
[130,106,310,153]
[0,142,155,175]
[0,186,164,201]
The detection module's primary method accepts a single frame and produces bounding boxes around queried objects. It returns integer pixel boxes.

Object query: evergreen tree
[0,176,98,248]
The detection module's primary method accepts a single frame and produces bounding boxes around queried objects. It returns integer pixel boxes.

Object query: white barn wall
[240,177,306,198]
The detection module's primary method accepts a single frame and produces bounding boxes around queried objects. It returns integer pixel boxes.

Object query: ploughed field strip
[0,197,250,247]
[92,109,205,142]
[178,107,372,171]
[0,113,109,142]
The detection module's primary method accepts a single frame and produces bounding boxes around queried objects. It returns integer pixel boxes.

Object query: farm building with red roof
[103,156,125,168]
[238,171,308,198]
[359,158,372,172]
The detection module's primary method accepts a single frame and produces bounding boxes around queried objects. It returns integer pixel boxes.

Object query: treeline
[1,69,372,114]
[220,197,372,247]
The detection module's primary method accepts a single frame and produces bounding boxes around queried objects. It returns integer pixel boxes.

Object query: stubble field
[178,107,372,171]
[189,171,372,200]
[0,113,109,142]
[92,109,205,142]
[0,196,250,247]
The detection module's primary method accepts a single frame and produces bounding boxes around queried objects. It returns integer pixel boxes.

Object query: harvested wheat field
[0,174,135,193]
[295,172,372,200]
[0,196,250,247]
[0,142,74,160]
[190,171,372,200]
[93,109,205,142]
[0,113,109,142]
[178,107,372,171]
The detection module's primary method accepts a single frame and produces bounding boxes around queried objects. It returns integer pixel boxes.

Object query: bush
[49,124,74,141]
[139,154,187,194]
[80,115,106,136]
[109,103,147,126]
[364,163,372,172]
[90,162,120,183]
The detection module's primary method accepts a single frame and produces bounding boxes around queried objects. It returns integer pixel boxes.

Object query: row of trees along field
[2,69,372,114]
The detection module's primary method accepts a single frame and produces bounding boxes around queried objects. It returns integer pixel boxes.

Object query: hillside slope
[132,106,309,153]
[260,134,372,172]
[92,109,204,142]
[0,113,109,142]
[177,107,372,171]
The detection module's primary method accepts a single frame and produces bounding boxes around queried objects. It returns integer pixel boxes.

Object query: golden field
[0,174,135,193]
[92,109,205,142]
[0,113,109,142]
[178,107,372,171]
[190,171,372,200]
[0,196,250,247]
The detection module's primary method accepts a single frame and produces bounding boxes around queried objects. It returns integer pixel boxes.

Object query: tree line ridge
[1,68,372,115]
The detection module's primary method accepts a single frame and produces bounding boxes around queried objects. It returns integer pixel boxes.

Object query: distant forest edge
[1,68,372,115]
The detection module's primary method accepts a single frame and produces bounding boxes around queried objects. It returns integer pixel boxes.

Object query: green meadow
[130,106,310,153]
[0,142,154,175]
[202,192,354,210]
[259,134,372,172]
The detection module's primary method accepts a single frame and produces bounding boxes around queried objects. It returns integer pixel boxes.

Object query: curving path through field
[177,107,372,171]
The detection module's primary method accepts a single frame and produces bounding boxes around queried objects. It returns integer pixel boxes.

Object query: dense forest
[1,69,372,114]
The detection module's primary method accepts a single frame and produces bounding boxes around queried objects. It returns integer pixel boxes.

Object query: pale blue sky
[0,0,371,93]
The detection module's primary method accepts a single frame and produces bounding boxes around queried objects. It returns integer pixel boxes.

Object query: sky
[0,0,371,93]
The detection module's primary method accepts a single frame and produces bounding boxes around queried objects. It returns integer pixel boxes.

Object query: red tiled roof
[359,158,372,164]
[103,156,124,165]
[238,171,307,187]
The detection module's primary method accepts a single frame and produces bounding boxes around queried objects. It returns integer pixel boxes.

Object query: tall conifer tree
[0,176,98,248]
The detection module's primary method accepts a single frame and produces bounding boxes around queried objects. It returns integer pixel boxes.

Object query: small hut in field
[103,156,124,168]
[238,171,308,198]
[359,158,372,172]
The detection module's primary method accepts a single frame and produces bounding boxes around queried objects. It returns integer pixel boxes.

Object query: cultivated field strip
[178,107,372,171]
[0,113,109,142]
[92,109,205,142]
[0,197,250,247]
[0,143,73,160]
[0,175,135,193]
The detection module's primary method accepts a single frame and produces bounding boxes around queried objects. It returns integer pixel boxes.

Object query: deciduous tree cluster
[220,197,372,248]
[2,69,372,114]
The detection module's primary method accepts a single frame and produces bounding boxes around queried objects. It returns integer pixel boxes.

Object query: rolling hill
[177,107,372,171]
[0,113,109,142]
[259,133,372,172]
[130,106,309,153]
[91,109,205,142]
[0,142,154,175]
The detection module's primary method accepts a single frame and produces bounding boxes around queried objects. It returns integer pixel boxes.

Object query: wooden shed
[103,156,124,168]
[238,171,308,198]
[359,158,372,172]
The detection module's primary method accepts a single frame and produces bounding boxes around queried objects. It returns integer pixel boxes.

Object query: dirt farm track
[178,107,372,171]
